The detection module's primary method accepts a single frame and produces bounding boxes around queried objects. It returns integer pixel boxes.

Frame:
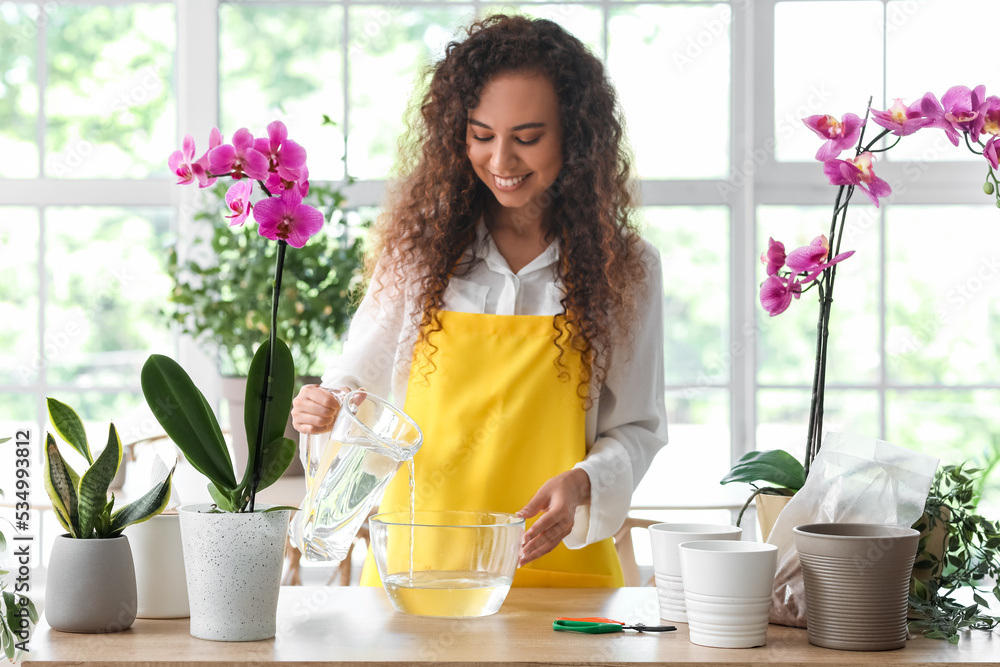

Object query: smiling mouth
[493,173,530,189]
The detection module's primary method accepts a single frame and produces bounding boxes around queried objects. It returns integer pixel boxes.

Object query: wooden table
[24,587,999,666]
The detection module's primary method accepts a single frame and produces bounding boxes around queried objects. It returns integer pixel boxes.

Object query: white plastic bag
[766,432,939,627]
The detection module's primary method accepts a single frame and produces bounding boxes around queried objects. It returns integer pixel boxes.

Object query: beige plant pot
[755,493,793,542]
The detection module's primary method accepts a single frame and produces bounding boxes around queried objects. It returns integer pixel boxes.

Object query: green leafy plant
[1,437,38,662]
[908,464,1000,643]
[165,177,364,377]
[44,398,175,539]
[719,449,805,526]
[142,340,297,514]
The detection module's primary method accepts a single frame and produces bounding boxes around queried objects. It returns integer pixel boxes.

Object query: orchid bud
[985,181,995,195]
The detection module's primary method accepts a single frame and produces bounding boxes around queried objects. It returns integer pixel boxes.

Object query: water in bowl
[382,570,513,618]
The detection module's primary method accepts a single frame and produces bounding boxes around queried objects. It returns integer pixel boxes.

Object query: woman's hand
[291,384,351,434]
[515,468,592,566]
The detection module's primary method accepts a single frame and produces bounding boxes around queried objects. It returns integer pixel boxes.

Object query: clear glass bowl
[370,510,525,618]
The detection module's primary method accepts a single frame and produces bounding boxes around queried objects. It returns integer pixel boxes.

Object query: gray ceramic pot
[794,523,919,651]
[45,534,137,634]
[178,503,290,642]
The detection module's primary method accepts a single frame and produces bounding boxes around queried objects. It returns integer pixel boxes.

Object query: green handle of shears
[553,620,623,634]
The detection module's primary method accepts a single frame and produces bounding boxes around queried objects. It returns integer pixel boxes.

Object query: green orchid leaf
[720,449,806,491]
[141,354,237,490]
[0,533,4,552]
[255,437,297,494]
[43,433,80,538]
[0,437,9,444]
[109,465,175,536]
[207,482,237,512]
[242,338,295,488]
[262,505,297,513]
[77,424,122,539]
[47,397,93,465]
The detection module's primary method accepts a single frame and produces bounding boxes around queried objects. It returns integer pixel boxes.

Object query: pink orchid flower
[823,152,893,207]
[803,113,865,161]
[253,189,324,248]
[985,135,999,170]
[193,127,223,188]
[760,275,802,317]
[760,237,786,276]
[167,134,208,187]
[254,121,307,182]
[785,234,856,276]
[921,86,988,145]
[982,96,1000,137]
[224,180,253,227]
[208,128,270,180]
[264,163,310,198]
[870,98,933,136]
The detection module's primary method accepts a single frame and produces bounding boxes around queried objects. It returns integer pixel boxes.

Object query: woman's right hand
[291,384,351,434]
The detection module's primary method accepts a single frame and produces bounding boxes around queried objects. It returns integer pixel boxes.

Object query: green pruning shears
[553,617,677,634]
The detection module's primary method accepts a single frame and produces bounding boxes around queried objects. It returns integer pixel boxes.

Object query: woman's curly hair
[366,14,648,398]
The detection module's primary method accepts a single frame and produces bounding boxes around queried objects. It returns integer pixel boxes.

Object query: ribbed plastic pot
[794,523,919,651]
[178,504,290,641]
[45,534,137,633]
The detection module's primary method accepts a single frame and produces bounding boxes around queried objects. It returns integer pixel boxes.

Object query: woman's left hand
[515,468,591,566]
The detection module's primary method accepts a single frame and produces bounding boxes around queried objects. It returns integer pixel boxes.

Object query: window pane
[347,5,473,179]
[219,4,345,181]
[774,1,883,162]
[608,4,729,178]
[644,206,729,386]
[885,0,993,163]
[0,208,38,385]
[45,4,175,179]
[887,389,1000,516]
[0,3,38,178]
[632,389,730,505]
[757,206,880,386]
[0,394,38,519]
[45,207,174,386]
[484,5,602,56]
[886,206,1000,384]
[757,389,880,464]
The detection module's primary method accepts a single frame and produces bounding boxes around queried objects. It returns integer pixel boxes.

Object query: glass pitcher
[289,388,422,562]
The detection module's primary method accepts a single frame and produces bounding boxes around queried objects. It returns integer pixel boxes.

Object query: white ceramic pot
[125,513,189,618]
[178,503,290,641]
[678,540,778,649]
[648,523,742,623]
[45,534,137,633]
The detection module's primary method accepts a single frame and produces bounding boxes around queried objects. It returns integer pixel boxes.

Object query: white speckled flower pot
[178,503,290,641]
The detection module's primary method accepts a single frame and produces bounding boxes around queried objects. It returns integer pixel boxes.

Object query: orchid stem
[248,239,287,512]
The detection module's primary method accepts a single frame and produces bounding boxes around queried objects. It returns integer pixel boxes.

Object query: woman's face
[466,72,563,221]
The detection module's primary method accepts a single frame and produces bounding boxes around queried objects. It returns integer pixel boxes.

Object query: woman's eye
[472,134,493,143]
[515,137,540,146]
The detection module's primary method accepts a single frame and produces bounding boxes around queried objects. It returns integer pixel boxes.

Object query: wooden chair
[613,517,659,587]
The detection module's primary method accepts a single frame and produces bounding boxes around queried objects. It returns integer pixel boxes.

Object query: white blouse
[320,221,668,549]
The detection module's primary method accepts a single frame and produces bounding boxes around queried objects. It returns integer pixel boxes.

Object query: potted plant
[721,86,1000,640]
[42,398,175,634]
[908,464,1000,643]
[1,436,39,662]
[142,120,326,642]
[164,117,364,476]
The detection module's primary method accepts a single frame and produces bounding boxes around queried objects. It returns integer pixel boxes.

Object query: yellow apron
[360,309,623,588]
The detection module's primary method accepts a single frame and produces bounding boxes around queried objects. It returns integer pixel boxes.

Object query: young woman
[291,14,667,588]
